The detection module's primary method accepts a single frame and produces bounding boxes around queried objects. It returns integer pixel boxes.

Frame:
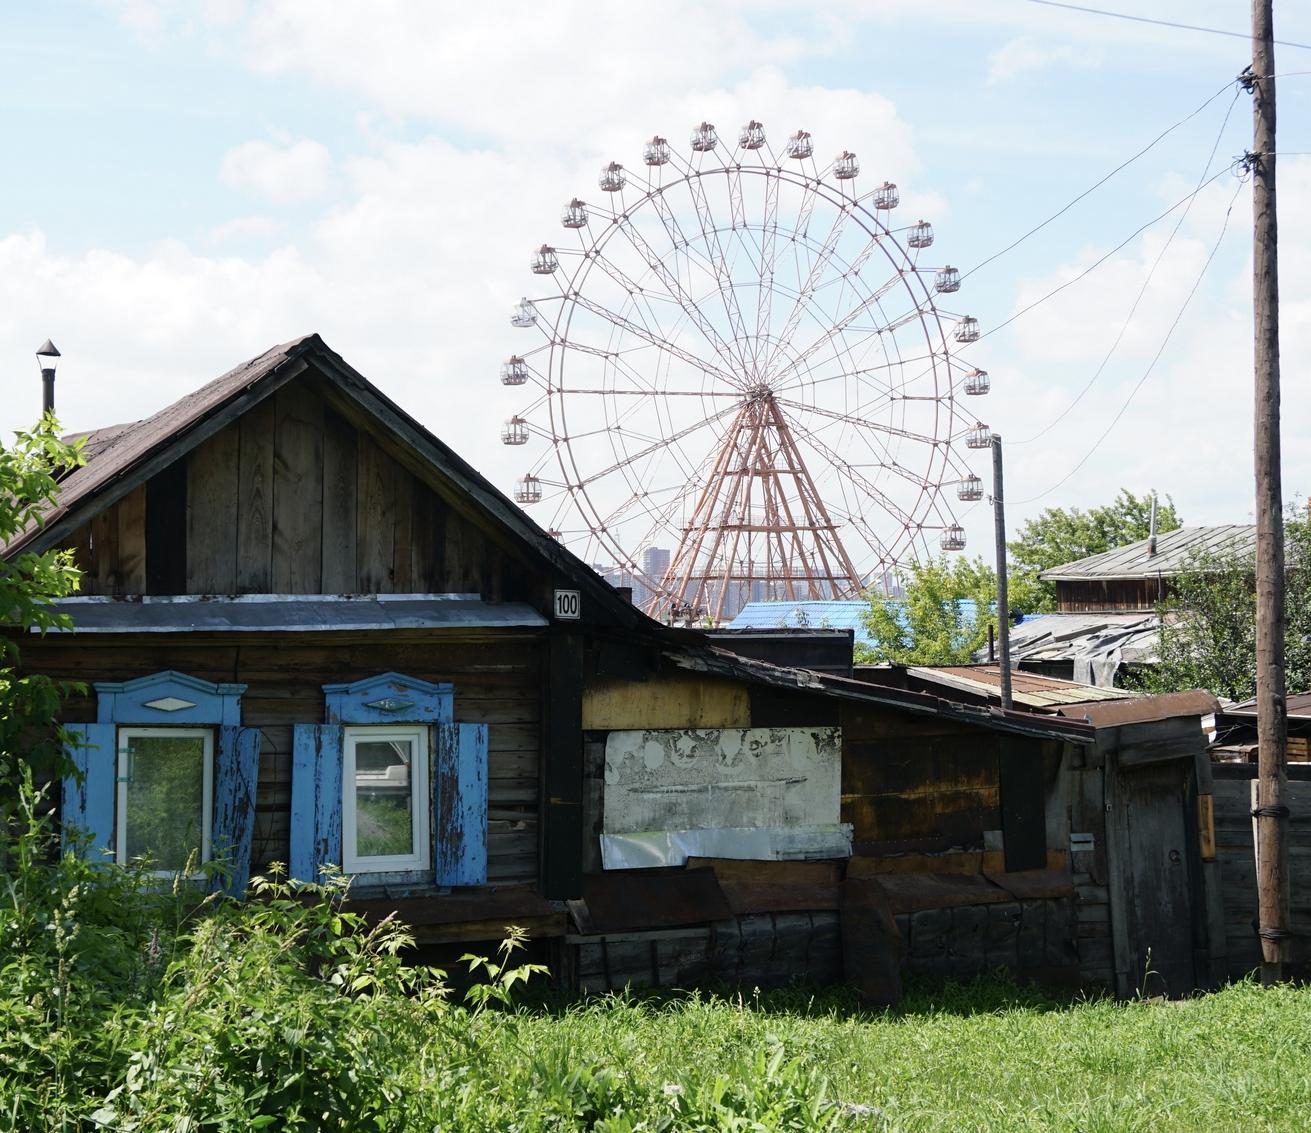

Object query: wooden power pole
[992,434,1012,711]
[1251,0,1290,984]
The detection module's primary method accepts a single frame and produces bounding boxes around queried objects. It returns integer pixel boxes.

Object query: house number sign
[553,590,581,620]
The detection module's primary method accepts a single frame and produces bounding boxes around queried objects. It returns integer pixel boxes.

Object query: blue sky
[4,1,1311,577]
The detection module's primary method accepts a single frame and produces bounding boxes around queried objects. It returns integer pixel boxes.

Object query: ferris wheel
[498,120,990,622]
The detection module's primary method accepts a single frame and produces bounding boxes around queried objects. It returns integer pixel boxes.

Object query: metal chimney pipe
[1147,490,1159,557]
[36,339,60,418]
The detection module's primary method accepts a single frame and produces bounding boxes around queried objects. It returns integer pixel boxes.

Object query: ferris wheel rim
[503,122,986,603]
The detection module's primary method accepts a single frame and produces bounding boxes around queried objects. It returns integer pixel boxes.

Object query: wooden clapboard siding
[272,383,324,592]
[25,632,544,887]
[320,406,358,592]
[63,373,534,600]
[236,396,276,592]
[187,424,239,592]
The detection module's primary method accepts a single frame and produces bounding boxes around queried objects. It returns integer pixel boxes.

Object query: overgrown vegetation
[5,781,1311,1131]
[858,555,996,665]
[858,490,1180,665]
[1138,513,1311,700]
[0,418,84,796]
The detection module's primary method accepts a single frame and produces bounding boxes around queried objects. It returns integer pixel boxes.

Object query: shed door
[1115,759,1198,997]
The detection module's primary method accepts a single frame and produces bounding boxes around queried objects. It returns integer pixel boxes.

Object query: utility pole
[1251,0,1290,984]
[992,434,1012,711]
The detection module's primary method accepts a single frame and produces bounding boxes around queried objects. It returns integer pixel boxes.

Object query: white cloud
[208,214,281,244]
[986,36,1104,84]
[219,138,334,204]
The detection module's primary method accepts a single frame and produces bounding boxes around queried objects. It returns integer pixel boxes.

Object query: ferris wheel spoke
[566,292,742,387]
[686,173,753,371]
[612,216,748,382]
[774,397,939,449]
[763,206,861,377]
[771,268,910,383]
[783,417,918,530]
[576,400,741,489]
[755,171,781,349]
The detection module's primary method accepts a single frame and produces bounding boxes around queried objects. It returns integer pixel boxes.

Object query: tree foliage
[1008,489,1182,613]
[859,556,996,665]
[1138,515,1311,701]
[0,417,85,786]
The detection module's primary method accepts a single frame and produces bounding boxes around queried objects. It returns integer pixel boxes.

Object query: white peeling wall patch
[601,727,843,843]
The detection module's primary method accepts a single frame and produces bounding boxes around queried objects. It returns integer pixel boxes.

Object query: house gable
[59,372,533,601]
[23,335,643,626]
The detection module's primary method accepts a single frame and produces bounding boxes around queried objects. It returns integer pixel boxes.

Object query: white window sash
[342,726,430,874]
[115,726,214,875]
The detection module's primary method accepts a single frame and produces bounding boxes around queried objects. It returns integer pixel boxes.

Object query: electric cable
[962,78,1235,281]
[1025,0,1311,51]
[1011,173,1248,506]
[1012,87,1243,444]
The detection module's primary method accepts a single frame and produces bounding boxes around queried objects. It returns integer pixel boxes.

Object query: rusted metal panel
[685,858,841,915]
[576,869,732,932]
[903,665,1137,708]
[583,675,750,730]
[983,867,1076,901]
[1057,690,1218,727]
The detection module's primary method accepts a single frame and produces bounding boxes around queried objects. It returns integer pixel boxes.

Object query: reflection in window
[344,727,429,873]
[118,729,213,873]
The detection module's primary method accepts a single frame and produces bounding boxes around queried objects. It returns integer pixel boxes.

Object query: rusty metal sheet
[905,665,1137,708]
[1056,689,1218,726]
[578,868,732,933]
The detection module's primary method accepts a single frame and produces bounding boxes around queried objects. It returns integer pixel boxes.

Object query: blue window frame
[290,672,488,888]
[61,670,262,895]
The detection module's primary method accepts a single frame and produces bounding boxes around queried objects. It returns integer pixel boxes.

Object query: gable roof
[1039,525,1257,582]
[4,334,660,635]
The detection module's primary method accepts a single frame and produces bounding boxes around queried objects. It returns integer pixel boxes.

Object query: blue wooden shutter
[211,726,263,896]
[434,722,488,886]
[61,723,117,859]
[290,724,344,883]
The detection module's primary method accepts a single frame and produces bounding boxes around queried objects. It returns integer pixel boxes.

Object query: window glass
[121,731,210,871]
[354,739,415,858]
[344,726,428,873]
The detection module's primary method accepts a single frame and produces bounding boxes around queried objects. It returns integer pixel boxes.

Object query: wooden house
[3,335,1230,996]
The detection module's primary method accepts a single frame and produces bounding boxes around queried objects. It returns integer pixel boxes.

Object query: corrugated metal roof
[904,665,1137,707]
[729,598,982,649]
[1226,691,1311,718]
[1039,525,1256,581]
[40,595,548,634]
[1000,612,1161,663]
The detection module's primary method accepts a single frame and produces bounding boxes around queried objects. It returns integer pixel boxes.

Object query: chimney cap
[36,339,60,360]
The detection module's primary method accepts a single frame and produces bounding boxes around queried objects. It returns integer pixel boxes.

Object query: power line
[1013,88,1243,444]
[1025,0,1311,51]
[976,163,1233,342]
[962,78,1235,281]
[1011,175,1247,506]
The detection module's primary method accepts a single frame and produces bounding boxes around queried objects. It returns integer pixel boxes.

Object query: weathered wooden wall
[841,706,1003,854]
[1055,578,1162,613]
[1212,764,1311,977]
[23,632,544,886]
[61,377,533,599]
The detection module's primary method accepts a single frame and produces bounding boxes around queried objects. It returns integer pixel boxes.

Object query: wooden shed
[4,335,1231,996]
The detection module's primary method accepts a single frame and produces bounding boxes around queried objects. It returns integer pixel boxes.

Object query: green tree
[1140,515,1311,701]
[1008,488,1182,613]
[858,555,997,665]
[1,417,85,787]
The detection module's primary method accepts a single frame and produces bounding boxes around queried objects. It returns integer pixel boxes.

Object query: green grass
[6,770,1310,1131]
[470,977,1311,1131]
